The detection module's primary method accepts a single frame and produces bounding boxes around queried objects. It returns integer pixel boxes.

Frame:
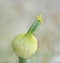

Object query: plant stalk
[19,57,27,63]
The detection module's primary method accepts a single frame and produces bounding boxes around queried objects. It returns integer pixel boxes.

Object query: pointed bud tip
[36,15,44,23]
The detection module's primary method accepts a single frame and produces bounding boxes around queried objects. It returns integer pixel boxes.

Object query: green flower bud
[12,34,37,58]
[12,15,43,58]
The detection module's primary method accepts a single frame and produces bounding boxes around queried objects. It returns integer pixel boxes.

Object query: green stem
[26,20,41,35]
[19,57,27,63]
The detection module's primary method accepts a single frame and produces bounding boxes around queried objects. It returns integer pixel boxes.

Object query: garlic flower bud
[12,15,43,58]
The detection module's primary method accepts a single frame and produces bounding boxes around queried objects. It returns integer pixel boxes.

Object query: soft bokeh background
[0,0,60,63]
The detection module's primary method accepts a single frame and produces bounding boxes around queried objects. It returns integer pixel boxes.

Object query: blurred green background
[0,0,60,63]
